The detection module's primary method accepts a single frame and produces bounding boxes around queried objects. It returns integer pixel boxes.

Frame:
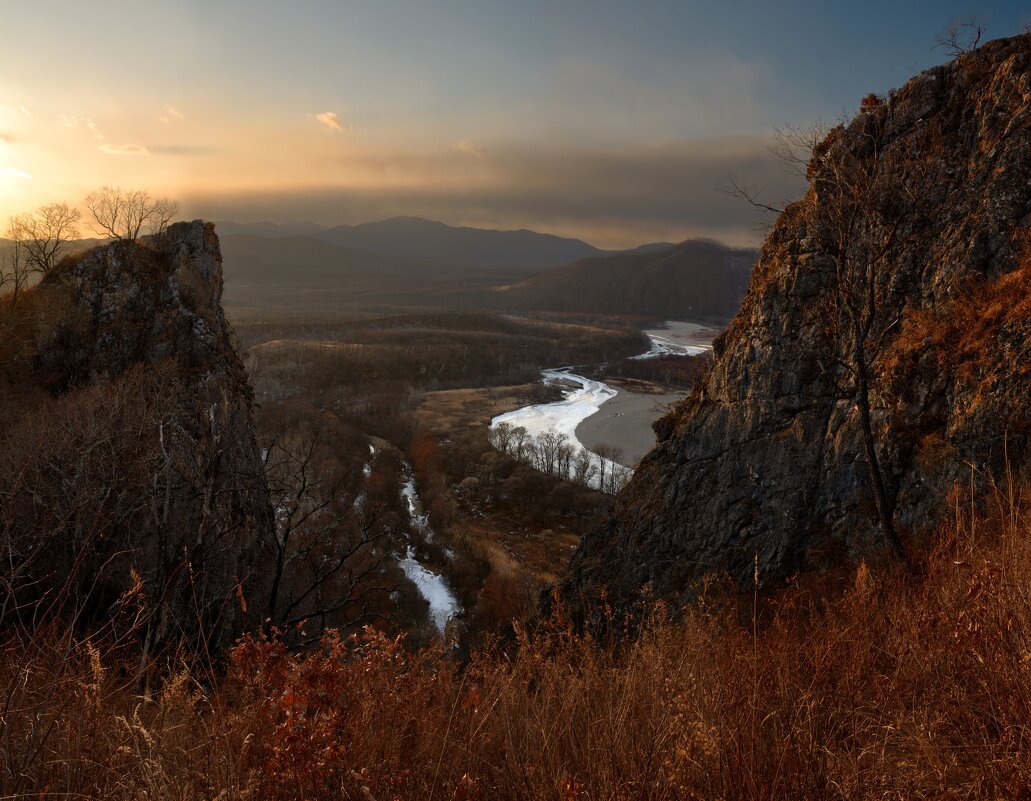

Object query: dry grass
[886,255,1031,428]
[3,482,1031,799]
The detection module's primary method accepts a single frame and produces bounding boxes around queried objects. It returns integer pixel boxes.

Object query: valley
[238,306,717,641]
[4,12,1031,796]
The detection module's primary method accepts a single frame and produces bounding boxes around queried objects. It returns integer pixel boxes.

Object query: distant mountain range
[215,216,672,269]
[213,217,755,321]
[3,216,754,321]
[478,239,757,323]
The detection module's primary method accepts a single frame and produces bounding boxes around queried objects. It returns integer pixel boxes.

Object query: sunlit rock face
[561,33,1031,617]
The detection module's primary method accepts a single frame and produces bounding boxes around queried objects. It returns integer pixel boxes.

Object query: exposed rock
[15,221,272,648]
[561,34,1031,615]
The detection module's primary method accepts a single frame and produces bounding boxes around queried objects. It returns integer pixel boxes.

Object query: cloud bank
[187,137,807,248]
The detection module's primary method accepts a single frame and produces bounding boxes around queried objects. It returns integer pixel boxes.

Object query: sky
[1,1,1027,248]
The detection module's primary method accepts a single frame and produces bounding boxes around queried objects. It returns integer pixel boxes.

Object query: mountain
[483,239,756,322]
[311,217,607,268]
[560,33,1031,615]
[216,230,546,314]
[214,220,688,315]
[215,216,615,270]
[212,220,329,238]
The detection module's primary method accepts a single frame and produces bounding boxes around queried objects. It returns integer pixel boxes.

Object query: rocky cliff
[1,221,272,649]
[561,34,1031,613]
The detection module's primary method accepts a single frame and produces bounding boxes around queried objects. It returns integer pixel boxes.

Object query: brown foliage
[3,480,1031,798]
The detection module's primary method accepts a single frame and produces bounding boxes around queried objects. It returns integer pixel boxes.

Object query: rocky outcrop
[19,221,273,647]
[561,34,1031,613]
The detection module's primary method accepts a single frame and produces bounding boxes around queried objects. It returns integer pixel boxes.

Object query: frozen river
[488,321,718,490]
[490,369,628,491]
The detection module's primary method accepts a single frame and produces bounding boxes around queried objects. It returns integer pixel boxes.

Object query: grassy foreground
[2,484,1030,800]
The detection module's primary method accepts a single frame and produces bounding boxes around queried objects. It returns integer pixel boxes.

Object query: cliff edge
[1,221,272,649]
[561,34,1031,613]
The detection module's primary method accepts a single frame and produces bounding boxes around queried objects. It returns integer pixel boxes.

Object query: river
[488,321,718,490]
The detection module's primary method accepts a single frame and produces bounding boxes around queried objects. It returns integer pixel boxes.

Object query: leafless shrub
[935,15,985,57]
[83,186,178,241]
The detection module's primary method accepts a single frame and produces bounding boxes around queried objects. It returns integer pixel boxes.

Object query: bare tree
[723,121,831,216]
[5,203,81,275]
[0,238,31,307]
[571,447,597,487]
[489,422,515,455]
[82,186,179,242]
[802,112,925,563]
[262,422,392,638]
[935,16,984,57]
[770,122,832,180]
[593,443,629,493]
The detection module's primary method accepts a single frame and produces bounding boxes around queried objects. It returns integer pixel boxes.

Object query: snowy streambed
[355,444,461,635]
[397,462,460,634]
[489,368,629,491]
[397,547,460,634]
[488,321,718,490]
[397,468,461,632]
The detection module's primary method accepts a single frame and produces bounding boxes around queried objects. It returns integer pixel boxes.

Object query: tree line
[1,186,178,305]
[489,422,632,494]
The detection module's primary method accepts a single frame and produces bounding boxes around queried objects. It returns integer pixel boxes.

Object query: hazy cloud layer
[98,143,151,156]
[188,137,806,248]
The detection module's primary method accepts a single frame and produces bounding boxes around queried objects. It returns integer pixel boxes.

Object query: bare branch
[935,15,984,57]
[720,178,785,215]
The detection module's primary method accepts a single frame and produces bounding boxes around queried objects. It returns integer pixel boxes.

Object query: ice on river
[488,321,720,491]
[397,547,461,634]
[490,368,628,491]
[631,320,717,359]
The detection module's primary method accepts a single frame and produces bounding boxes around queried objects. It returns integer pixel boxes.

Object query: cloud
[159,106,184,124]
[454,139,486,157]
[149,144,217,156]
[185,137,807,248]
[98,143,151,156]
[62,115,105,140]
[313,111,345,132]
[1,166,32,180]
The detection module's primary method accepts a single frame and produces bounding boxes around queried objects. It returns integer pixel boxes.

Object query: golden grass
[3,478,1031,799]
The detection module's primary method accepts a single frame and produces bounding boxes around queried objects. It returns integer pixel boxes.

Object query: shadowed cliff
[560,33,1031,616]
[0,221,272,650]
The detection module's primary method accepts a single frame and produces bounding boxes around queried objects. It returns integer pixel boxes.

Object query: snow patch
[397,546,461,634]
[490,368,628,491]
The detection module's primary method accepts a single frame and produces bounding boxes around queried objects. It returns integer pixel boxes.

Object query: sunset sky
[1,0,1027,248]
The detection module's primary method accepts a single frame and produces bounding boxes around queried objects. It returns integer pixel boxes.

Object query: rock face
[29,221,273,647]
[562,34,1031,613]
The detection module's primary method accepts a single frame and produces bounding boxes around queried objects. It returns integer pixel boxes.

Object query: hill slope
[484,239,756,322]
[216,216,611,268]
[561,33,1031,613]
